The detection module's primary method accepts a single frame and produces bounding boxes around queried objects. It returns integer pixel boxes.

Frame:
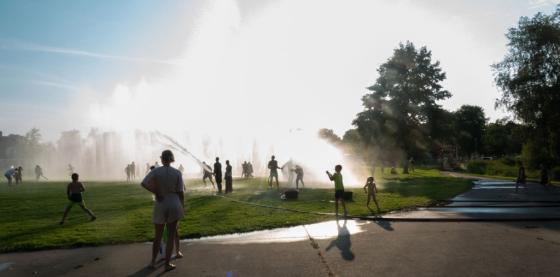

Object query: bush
[466,160,523,177]
[552,167,560,181]
[466,161,487,174]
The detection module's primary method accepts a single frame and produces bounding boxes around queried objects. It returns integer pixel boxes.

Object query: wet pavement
[2,179,560,276]
[382,180,560,221]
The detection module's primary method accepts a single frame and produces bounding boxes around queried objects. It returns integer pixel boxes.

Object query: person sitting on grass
[326,165,348,217]
[363,176,380,212]
[59,173,96,225]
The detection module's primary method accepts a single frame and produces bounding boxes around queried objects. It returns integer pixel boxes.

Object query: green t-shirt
[333,172,344,191]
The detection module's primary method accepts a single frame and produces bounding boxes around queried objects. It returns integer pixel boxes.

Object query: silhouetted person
[202,161,215,188]
[409,157,415,172]
[4,167,15,185]
[125,164,131,182]
[327,165,348,217]
[540,163,551,188]
[131,161,136,180]
[516,161,527,193]
[35,165,45,181]
[225,160,233,193]
[59,173,96,225]
[268,155,281,189]
[293,165,305,189]
[214,157,223,193]
[241,161,247,178]
[364,176,380,212]
[248,162,254,177]
[15,166,23,184]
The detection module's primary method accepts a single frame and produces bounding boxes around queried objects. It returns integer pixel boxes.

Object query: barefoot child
[364,176,380,212]
[326,165,348,217]
[59,173,96,224]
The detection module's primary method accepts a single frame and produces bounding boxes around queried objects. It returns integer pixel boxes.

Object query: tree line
[321,6,560,171]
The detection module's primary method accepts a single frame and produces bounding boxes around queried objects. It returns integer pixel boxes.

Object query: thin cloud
[32,80,82,91]
[0,39,179,66]
[528,0,560,9]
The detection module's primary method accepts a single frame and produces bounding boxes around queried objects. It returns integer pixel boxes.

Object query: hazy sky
[0,0,559,141]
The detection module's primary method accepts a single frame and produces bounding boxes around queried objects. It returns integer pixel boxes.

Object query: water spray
[153,131,213,173]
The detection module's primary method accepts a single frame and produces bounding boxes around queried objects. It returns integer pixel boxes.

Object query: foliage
[465,159,540,179]
[453,105,486,157]
[483,119,525,157]
[493,6,560,166]
[352,41,450,163]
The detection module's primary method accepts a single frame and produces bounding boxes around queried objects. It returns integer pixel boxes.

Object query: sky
[0,0,559,142]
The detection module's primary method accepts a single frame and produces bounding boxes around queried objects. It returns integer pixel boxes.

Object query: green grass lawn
[0,169,472,252]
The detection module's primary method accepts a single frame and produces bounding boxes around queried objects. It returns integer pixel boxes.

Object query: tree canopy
[352,41,450,162]
[493,6,560,166]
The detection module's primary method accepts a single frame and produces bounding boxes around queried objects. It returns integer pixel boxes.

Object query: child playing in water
[363,176,380,212]
[326,165,348,217]
[59,173,96,225]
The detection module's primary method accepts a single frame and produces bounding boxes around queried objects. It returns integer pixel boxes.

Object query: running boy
[326,165,348,217]
[59,173,96,225]
[363,176,380,212]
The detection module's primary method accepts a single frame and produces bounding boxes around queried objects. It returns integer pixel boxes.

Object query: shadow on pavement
[374,220,394,231]
[325,219,355,261]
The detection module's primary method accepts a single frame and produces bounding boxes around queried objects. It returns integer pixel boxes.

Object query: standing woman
[141,150,185,271]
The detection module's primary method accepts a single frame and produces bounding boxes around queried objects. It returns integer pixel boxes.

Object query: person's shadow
[325,218,355,261]
[374,220,394,231]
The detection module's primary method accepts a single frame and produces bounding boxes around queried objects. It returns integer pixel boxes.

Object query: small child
[59,173,96,225]
[364,176,380,212]
[326,165,348,217]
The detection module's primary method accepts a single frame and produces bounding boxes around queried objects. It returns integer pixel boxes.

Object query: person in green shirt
[326,164,347,217]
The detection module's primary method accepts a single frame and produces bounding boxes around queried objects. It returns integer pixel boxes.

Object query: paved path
[2,179,560,276]
[383,180,560,221]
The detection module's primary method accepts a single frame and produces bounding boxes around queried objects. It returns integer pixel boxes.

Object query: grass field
[0,169,472,252]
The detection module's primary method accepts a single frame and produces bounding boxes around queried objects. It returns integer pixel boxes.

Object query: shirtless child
[364,176,380,212]
[59,173,96,225]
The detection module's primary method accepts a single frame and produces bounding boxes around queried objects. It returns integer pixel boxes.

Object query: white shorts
[153,194,184,224]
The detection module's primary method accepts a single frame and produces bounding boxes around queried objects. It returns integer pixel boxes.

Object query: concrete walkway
[382,180,560,221]
[2,180,560,276]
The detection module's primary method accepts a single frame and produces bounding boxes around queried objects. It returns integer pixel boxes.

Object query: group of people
[326,164,381,216]
[212,157,233,194]
[125,162,137,181]
[267,156,306,190]
[515,162,554,192]
[241,161,254,178]
[56,148,380,272]
[4,166,23,185]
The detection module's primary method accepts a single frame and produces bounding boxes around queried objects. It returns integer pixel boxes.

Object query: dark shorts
[335,190,344,200]
[69,193,83,203]
[269,171,278,178]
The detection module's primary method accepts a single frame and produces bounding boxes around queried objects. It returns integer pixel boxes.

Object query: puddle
[428,207,560,214]
[181,220,368,244]
[473,186,518,189]
[0,262,13,272]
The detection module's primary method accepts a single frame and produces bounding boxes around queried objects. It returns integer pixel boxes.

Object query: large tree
[493,6,560,166]
[453,105,486,158]
[353,42,451,163]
